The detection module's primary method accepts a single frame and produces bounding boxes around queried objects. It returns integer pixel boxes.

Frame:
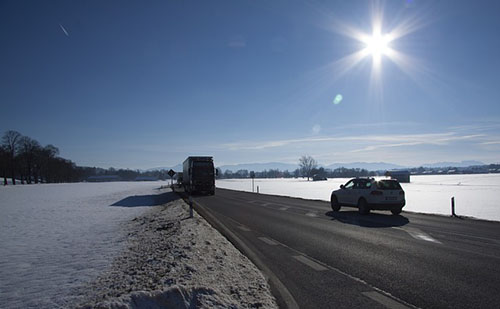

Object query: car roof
[354,177,375,181]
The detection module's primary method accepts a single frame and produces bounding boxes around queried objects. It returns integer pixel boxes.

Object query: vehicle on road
[176,172,183,186]
[312,174,327,181]
[330,178,405,215]
[183,156,216,195]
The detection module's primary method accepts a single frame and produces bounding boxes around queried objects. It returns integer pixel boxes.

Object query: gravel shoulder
[76,190,277,308]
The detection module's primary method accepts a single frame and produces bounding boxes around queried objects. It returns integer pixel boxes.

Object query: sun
[315,1,429,97]
[362,31,392,60]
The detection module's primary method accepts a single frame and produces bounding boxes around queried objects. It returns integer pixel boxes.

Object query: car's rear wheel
[391,207,402,215]
[358,198,370,215]
[330,194,340,211]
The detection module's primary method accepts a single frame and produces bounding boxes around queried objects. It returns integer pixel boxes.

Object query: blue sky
[1,0,500,169]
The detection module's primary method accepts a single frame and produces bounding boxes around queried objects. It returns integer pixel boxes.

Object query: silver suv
[330,178,405,215]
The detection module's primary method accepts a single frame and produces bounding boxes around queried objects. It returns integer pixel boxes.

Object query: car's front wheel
[330,194,340,212]
[358,198,370,215]
[391,207,402,215]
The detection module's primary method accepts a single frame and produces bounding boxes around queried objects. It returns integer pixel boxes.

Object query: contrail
[59,23,69,37]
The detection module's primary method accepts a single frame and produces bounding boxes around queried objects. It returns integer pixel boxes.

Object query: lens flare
[333,94,343,105]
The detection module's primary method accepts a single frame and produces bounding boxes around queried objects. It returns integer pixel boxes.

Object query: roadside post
[250,171,255,192]
[168,169,176,190]
[189,195,193,218]
[257,185,259,194]
[451,196,456,217]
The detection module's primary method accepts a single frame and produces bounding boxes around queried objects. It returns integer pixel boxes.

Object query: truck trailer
[182,156,215,195]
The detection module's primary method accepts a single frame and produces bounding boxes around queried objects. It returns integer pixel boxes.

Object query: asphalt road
[193,188,500,309]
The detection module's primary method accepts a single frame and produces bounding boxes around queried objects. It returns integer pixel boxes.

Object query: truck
[182,156,216,195]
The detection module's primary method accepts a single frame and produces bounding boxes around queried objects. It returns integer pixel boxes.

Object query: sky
[1,0,500,169]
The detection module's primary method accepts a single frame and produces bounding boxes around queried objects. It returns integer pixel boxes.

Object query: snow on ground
[0,182,276,308]
[216,174,500,222]
[0,182,164,308]
[77,196,277,308]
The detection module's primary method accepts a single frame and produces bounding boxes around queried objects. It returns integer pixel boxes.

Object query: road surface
[192,188,500,308]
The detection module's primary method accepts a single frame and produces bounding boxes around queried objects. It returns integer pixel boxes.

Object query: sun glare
[314,2,428,102]
[363,32,391,59]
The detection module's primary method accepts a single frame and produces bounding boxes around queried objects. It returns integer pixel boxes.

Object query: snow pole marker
[189,195,193,218]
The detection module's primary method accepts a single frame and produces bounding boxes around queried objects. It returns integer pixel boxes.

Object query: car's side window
[344,180,354,189]
[354,180,371,189]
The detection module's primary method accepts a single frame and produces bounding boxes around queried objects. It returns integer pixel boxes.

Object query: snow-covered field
[0,181,168,308]
[0,182,276,308]
[217,174,500,222]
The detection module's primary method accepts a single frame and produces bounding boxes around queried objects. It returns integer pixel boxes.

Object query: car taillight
[371,190,383,195]
[399,191,405,195]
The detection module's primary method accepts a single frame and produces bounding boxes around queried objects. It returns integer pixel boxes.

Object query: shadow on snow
[111,191,180,207]
[325,210,409,228]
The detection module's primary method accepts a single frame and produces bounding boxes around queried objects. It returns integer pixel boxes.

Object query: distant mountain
[146,164,183,172]
[218,161,406,172]
[325,162,407,171]
[218,162,299,172]
[146,160,486,173]
[421,160,484,168]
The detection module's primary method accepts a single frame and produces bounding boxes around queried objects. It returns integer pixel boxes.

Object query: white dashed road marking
[362,291,410,309]
[279,206,289,211]
[237,225,251,232]
[293,255,328,271]
[305,212,317,217]
[258,237,279,246]
[394,227,442,244]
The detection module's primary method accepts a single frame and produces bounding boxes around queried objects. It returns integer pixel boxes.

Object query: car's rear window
[376,180,402,190]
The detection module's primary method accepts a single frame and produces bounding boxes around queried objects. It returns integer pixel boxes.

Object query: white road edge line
[293,255,328,271]
[362,291,410,309]
[258,237,279,246]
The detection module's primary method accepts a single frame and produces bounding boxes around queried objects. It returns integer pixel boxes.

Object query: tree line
[217,166,375,179]
[217,155,376,180]
[0,130,172,185]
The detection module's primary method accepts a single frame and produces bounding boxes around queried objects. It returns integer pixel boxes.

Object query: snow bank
[76,197,277,308]
[216,174,500,221]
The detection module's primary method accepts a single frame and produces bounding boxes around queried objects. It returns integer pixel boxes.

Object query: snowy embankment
[0,182,276,308]
[77,197,276,308]
[216,174,500,222]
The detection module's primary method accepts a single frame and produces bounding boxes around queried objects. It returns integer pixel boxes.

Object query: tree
[17,136,41,184]
[38,144,59,183]
[2,130,22,185]
[299,155,317,181]
[0,145,8,185]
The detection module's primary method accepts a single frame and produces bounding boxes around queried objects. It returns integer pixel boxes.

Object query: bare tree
[299,155,318,181]
[2,130,22,185]
[18,136,41,184]
[38,144,59,183]
[0,145,8,185]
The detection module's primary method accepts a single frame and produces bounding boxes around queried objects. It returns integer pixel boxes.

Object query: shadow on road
[111,191,179,207]
[325,210,409,228]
